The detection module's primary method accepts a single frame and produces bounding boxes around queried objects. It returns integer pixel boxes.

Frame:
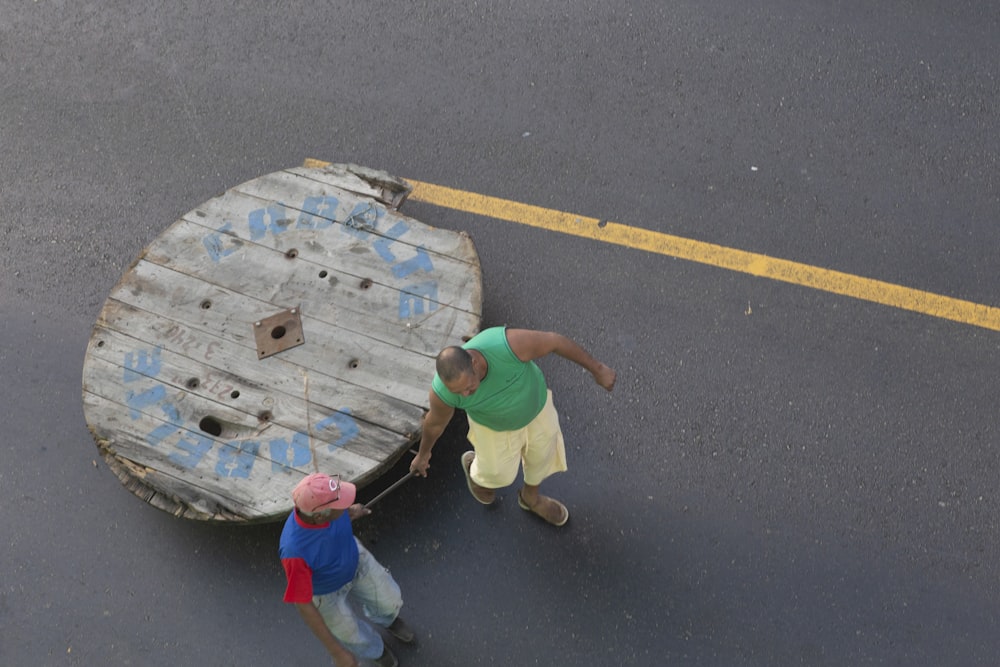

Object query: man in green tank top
[410,327,616,526]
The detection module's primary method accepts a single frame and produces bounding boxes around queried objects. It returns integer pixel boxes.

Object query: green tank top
[431,327,547,431]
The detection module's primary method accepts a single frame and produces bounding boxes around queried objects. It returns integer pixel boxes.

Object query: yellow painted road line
[302,159,1000,332]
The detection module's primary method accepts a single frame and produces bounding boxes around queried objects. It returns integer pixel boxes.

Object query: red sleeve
[281,557,314,604]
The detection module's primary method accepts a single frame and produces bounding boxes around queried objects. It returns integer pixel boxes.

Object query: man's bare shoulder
[505,328,560,361]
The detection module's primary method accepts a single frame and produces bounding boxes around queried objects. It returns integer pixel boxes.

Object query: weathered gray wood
[83,382,383,481]
[85,393,380,521]
[142,218,478,354]
[284,162,410,207]
[107,260,436,407]
[92,301,424,436]
[82,164,482,522]
[95,447,253,521]
[83,352,406,462]
[183,184,483,317]
[238,169,479,261]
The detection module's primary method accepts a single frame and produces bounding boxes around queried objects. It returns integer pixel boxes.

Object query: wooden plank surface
[107,260,437,406]
[82,165,481,522]
[182,183,482,317]
[145,218,476,353]
[93,301,424,436]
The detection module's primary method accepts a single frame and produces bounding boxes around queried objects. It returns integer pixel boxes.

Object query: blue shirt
[279,510,359,602]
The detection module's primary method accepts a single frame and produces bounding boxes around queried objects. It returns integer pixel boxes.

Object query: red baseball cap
[292,473,356,513]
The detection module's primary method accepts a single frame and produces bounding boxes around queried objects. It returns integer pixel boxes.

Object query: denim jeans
[313,539,403,661]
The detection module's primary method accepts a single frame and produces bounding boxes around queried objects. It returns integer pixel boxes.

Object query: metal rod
[364,470,416,508]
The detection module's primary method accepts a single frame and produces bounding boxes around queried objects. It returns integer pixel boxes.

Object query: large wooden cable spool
[82,164,481,522]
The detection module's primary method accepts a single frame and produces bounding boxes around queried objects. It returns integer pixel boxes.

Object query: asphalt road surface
[2,2,998,665]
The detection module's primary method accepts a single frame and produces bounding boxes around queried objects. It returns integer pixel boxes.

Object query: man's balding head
[436,346,474,382]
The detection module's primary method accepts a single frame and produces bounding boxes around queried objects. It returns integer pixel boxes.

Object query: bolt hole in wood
[319,270,328,278]
[199,415,255,438]
[230,390,240,399]
[285,248,298,259]
[186,377,200,389]
[199,416,222,437]
[360,278,373,289]
[200,300,212,309]
[258,410,272,422]
[349,358,360,369]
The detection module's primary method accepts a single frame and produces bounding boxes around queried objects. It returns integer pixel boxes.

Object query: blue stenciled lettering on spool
[123,347,163,382]
[399,281,439,318]
[247,202,293,240]
[202,222,243,262]
[314,408,360,450]
[297,195,339,230]
[216,440,261,478]
[269,432,312,471]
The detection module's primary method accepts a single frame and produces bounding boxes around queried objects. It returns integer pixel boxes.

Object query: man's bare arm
[410,390,455,477]
[295,602,359,667]
[506,329,617,391]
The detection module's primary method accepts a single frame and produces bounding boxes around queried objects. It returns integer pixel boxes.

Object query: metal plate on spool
[253,307,305,359]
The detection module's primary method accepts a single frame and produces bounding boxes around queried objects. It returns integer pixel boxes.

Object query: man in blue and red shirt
[280,473,414,667]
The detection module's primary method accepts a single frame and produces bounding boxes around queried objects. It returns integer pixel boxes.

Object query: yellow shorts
[466,390,567,488]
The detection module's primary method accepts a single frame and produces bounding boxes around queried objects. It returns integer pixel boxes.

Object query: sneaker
[461,451,495,504]
[387,616,415,643]
[374,645,398,667]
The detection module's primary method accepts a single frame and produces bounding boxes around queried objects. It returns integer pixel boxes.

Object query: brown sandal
[461,451,495,504]
[517,490,569,526]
